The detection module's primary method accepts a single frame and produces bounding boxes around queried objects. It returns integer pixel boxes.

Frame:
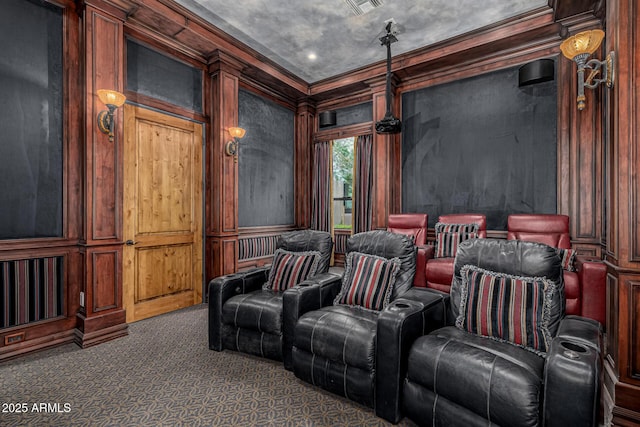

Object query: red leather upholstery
[506,214,606,326]
[387,214,427,245]
[507,214,571,248]
[424,214,487,293]
[387,213,428,287]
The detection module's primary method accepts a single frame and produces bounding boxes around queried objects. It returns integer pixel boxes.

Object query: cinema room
[1,0,638,425]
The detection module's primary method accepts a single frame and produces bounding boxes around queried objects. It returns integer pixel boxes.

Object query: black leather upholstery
[277,229,333,275]
[403,239,602,427]
[208,230,334,365]
[292,230,448,423]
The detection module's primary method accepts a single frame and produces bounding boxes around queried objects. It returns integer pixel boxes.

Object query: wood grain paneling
[75,3,128,349]
[86,8,124,242]
[91,249,119,312]
[632,281,640,380]
[369,82,395,230]
[205,55,243,282]
[603,0,640,421]
[295,103,315,229]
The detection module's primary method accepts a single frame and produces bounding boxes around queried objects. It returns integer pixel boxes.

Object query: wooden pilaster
[75,2,128,347]
[367,76,401,230]
[205,52,243,283]
[602,0,640,424]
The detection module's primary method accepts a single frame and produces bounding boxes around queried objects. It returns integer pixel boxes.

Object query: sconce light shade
[228,126,246,139]
[97,89,126,142]
[559,29,614,111]
[225,126,246,157]
[97,89,127,108]
[560,29,605,60]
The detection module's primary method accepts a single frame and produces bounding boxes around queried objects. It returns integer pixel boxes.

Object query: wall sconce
[559,29,615,111]
[225,126,246,156]
[97,89,127,142]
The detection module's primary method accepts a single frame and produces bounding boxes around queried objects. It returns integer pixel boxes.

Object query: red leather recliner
[387,213,428,287]
[507,213,606,326]
[424,214,487,293]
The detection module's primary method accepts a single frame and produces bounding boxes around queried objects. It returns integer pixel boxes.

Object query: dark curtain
[311,141,332,232]
[353,134,373,234]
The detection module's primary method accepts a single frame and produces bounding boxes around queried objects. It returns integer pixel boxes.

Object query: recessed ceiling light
[307,52,317,61]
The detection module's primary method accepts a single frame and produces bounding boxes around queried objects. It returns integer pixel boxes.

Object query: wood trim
[123,0,308,94]
[314,123,374,142]
[123,92,207,123]
[296,104,314,229]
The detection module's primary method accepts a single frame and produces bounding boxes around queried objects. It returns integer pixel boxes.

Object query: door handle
[125,240,136,246]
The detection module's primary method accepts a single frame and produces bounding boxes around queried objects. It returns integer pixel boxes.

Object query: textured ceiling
[174,0,548,83]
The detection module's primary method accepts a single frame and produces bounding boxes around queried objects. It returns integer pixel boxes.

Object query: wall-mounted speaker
[518,59,555,87]
[319,110,337,128]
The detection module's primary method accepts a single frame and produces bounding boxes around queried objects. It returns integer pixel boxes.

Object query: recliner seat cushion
[294,305,378,371]
[407,326,544,427]
[222,290,284,334]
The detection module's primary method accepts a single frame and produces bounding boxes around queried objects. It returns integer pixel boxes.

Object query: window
[332,137,355,229]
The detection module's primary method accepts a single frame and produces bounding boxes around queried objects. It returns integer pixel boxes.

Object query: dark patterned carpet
[1,304,416,426]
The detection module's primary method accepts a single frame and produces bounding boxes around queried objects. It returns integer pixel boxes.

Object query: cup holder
[560,341,587,360]
[394,302,410,309]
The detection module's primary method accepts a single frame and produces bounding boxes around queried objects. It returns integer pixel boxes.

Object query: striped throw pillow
[434,222,479,258]
[264,249,321,291]
[334,251,400,311]
[456,264,555,354]
[556,248,576,272]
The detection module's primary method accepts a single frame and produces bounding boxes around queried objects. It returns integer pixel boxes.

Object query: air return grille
[344,0,383,15]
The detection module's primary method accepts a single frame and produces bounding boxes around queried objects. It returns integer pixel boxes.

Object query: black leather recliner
[403,238,603,427]
[208,229,333,368]
[291,230,448,423]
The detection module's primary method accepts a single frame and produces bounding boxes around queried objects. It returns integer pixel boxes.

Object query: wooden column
[367,76,402,229]
[603,0,640,424]
[75,2,128,347]
[205,52,243,283]
[557,43,604,258]
[295,101,315,229]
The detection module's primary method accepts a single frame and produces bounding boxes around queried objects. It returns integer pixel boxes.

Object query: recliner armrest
[395,287,450,333]
[543,315,602,427]
[414,246,429,287]
[376,299,428,423]
[207,267,270,351]
[574,256,607,327]
[422,244,435,260]
[281,272,342,370]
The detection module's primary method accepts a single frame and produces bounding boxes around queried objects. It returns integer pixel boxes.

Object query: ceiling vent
[344,0,383,16]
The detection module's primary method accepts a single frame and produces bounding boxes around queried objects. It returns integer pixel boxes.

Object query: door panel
[123,105,203,322]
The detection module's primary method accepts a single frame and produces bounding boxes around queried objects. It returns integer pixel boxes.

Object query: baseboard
[0,329,75,362]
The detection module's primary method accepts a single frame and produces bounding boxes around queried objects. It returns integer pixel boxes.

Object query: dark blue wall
[238,89,295,227]
[401,63,557,230]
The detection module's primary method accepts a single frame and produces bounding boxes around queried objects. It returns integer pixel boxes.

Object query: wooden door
[123,105,203,322]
